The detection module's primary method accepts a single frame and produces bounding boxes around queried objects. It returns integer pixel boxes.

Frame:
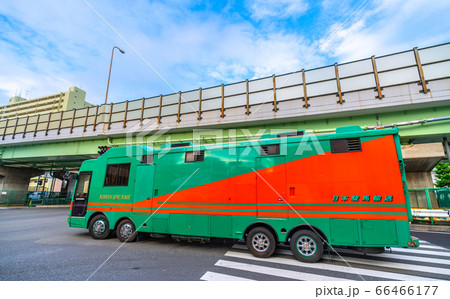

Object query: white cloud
[0,0,322,105]
[0,0,449,107]
[246,0,309,20]
[203,32,322,83]
[319,0,450,62]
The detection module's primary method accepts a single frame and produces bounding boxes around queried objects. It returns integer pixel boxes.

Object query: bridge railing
[1,43,450,143]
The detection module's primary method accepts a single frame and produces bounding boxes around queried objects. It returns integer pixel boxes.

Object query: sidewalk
[0,205,70,208]
[410,223,450,233]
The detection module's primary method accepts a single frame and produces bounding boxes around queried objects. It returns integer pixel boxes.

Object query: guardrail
[1,43,449,144]
[409,188,450,225]
[0,190,72,207]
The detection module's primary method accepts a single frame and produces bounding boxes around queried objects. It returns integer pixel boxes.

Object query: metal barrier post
[425,189,434,225]
[7,191,12,207]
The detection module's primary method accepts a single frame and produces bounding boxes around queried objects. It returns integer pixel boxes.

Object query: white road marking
[233,244,450,276]
[200,271,254,281]
[323,254,450,276]
[224,251,439,281]
[234,243,450,261]
[390,247,450,257]
[416,244,450,251]
[335,248,450,265]
[216,259,349,281]
[204,238,449,281]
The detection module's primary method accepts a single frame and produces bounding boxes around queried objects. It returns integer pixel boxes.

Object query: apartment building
[1,86,93,119]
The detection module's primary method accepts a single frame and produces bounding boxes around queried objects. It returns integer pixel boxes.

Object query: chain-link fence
[0,190,72,207]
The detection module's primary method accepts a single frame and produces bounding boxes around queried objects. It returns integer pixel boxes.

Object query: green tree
[434,162,450,188]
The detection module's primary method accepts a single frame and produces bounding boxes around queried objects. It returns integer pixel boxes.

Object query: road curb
[410,223,450,233]
[0,205,70,209]
[34,205,70,208]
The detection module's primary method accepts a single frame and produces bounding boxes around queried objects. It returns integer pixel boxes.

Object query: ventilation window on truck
[104,163,131,186]
[277,131,304,138]
[330,138,362,153]
[261,144,280,155]
[141,154,154,164]
[185,151,205,163]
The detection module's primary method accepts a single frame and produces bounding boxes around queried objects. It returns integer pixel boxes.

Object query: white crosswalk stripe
[232,243,450,276]
[415,244,449,251]
[335,248,450,265]
[202,239,450,281]
[215,259,349,281]
[232,243,450,268]
[224,251,439,281]
[200,271,254,281]
[390,247,450,257]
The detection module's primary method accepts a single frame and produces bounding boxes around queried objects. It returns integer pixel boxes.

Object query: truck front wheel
[246,227,276,258]
[88,215,110,240]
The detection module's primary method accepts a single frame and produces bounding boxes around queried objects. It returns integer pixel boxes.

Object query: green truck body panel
[68,126,414,248]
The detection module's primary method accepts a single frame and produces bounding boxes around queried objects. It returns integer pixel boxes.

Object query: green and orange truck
[68,125,418,262]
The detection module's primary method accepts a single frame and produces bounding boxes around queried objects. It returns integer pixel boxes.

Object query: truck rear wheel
[116,219,137,242]
[246,227,276,258]
[290,230,323,263]
[88,215,110,240]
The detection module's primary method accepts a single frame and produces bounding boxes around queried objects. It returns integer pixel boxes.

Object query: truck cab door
[71,172,92,217]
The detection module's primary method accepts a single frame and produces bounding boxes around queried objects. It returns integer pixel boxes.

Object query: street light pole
[103,46,125,134]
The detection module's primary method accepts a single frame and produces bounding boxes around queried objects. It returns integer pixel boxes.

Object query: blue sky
[0,0,449,105]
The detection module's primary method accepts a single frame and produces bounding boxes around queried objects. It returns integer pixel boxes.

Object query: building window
[185,151,205,163]
[104,163,131,186]
[330,138,362,153]
[261,144,280,155]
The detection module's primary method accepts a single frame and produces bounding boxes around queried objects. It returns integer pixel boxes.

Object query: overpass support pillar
[0,166,44,191]
[401,142,446,208]
[444,138,450,164]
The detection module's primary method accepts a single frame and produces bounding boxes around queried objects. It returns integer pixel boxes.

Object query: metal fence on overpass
[1,43,450,146]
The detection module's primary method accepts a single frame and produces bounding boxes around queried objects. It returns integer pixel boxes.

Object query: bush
[434,162,450,188]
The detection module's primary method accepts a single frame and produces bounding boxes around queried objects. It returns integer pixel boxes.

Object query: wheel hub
[93,220,106,235]
[297,236,317,256]
[120,223,133,239]
[252,233,269,252]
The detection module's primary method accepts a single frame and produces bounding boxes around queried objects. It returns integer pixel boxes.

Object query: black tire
[116,219,137,242]
[246,227,276,258]
[290,230,324,263]
[88,215,110,240]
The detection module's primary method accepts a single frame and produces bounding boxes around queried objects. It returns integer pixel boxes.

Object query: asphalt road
[0,207,235,281]
[1,208,449,281]
[410,230,450,250]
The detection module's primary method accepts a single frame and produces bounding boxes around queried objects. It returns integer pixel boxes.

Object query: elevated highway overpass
[1,43,449,191]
